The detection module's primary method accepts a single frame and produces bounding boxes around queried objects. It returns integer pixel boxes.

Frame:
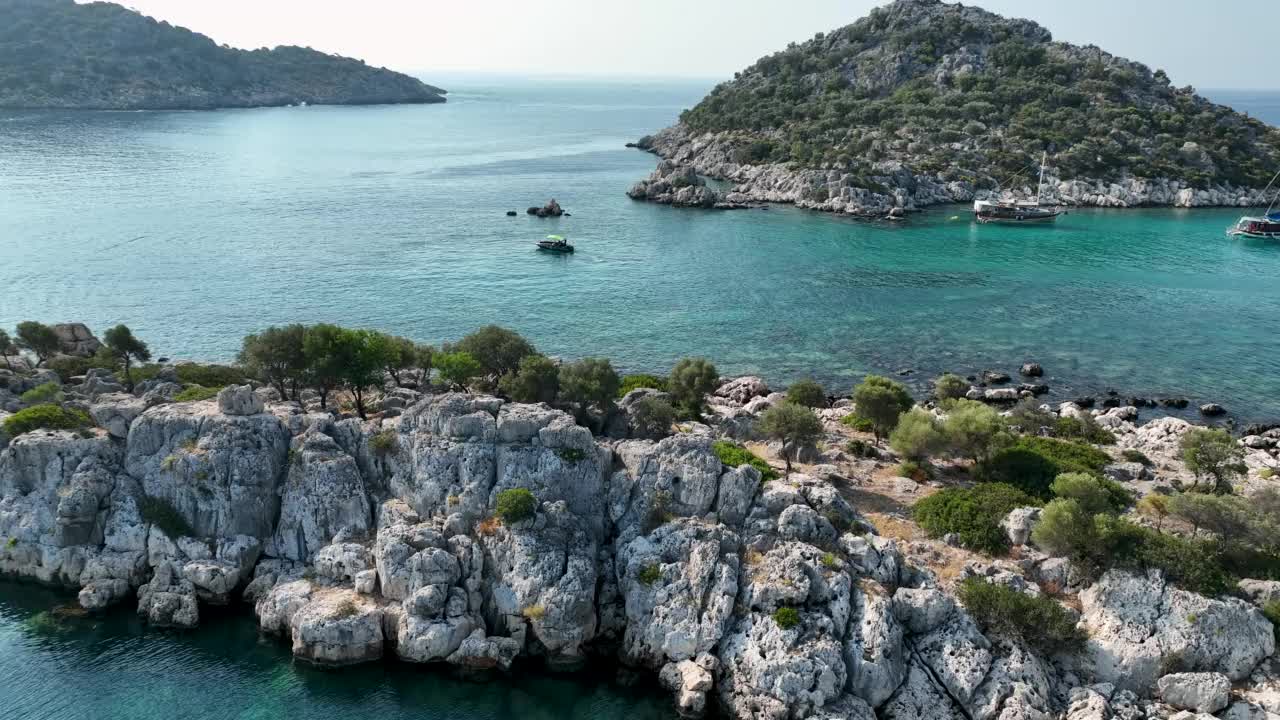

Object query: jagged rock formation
[0,0,446,110]
[630,0,1280,215]
[3,375,1280,718]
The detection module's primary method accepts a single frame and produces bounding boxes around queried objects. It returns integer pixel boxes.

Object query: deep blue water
[1,80,1279,421]
[0,582,673,720]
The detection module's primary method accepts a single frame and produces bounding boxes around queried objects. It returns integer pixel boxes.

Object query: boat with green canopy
[536,235,574,253]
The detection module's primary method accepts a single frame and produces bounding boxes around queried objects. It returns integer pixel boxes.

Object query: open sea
[1,75,1280,718]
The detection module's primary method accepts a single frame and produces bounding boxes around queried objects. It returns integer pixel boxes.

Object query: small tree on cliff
[852,374,913,443]
[559,357,620,416]
[454,325,536,379]
[103,324,151,392]
[239,324,307,400]
[0,330,16,370]
[337,329,395,420]
[757,402,823,476]
[415,344,436,385]
[302,324,347,409]
[436,351,482,390]
[1180,428,1246,495]
[15,321,60,367]
[499,354,560,404]
[668,357,718,418]
[382,334,418,387]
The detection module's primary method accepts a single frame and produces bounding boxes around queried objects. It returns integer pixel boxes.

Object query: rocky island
[629,0,1280,214]
[0,0,446,110]
[4,320,1280,720]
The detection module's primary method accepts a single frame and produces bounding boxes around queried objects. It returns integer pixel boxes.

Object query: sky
[94,0,1280,89]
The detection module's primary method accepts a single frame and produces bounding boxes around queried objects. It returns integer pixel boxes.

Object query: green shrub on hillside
[914,483,1040,555]
[173,385,219,402]
[785,378,827,408]
[495,488,538,523]
[19,382,63,404]
[1053,414,1116,445]
[3,404,91,437]
[1049,472,1133,516]
[890,408,945,461]
[713,440,778,481]
[976,437,1111,498]
[957,578,1085,655]
[773,607,801,630]
[618,374,668,398]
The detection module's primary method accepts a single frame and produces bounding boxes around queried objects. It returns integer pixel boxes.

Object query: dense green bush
[174,363,245,388]
[841,414,875,433]
[618,374,667,397]
[47,353,115,381]
[933,373,970,402]
[3,404,91,437]
[668,358,718,418]
[19,382,62,404]
[942,399,1005,461]
[173,385,219,402]
[559,358,621,412]
[436,351,483,389]
[713,440,778,481]
[1053,414,1116,445]
[1263,602,1280,644]
[638,563,662,586]
[773,606,801,630]
[369,429,399,456]
[976,437,1111,498]
[138,495,196,539]
[785,378,827,408]
[1049,472,1133,516]
[914,483,1039,554]
[1121,449,1153,466]
[852,375,913,440]
[453,325,537,378]
[495,488,538,523]
[957,578,1085,655]
[630,396,676,440]
[890,408,945,461]
[498,354,560,403]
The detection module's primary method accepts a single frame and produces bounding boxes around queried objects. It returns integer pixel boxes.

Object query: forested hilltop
[630,0,1280,212]
[0,0,445,110]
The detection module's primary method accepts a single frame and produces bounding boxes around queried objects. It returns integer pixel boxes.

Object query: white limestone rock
[272,430,373,562]
[217,384,264,416]
[1079,569,1275,693]
[1158,672,1232,714]
[89,393,148,438]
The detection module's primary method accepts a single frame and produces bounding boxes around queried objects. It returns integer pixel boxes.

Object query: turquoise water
[2,79,1279,419]
[0,582,673,720]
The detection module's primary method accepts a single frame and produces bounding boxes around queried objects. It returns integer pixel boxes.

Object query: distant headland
[0,0,446,110]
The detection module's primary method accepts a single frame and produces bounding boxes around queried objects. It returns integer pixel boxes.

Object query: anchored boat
[536,234,574,253]
[974,151,1063,224]
[1229,170,1280,239]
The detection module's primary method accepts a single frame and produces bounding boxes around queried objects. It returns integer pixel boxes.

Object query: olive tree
[0,329,16,370]
[942,399,1006,461]
[238,324,307,400]
[559,357,620,414]
[454,325,536,378]
[383,335,419,387]
[415,344,436,384]
[852,374,913,442]
[499,354,560,404]
[786,378,827,408]
[15,321,60,367]
[757,402,823,476]
[890,408,945,461]
[436,351,482,390]
[103,324,151,392]
[668,357,718,418]
[934,373,970,403]
[339,329,395,420]
[1180,428,1246,494]
[301,323,347,409]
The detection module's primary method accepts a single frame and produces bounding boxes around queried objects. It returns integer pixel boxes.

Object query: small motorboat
[974,151,1063,224]
[536,234,574,253]
[1229,169,1280,239]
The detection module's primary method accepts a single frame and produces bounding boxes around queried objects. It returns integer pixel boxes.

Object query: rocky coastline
[4,323,1280,720]
[627,125,1277,217]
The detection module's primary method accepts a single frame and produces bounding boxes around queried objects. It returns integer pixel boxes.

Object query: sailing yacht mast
[1036,151,1047,206]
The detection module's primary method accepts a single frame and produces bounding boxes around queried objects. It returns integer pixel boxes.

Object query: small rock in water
[1019,383,1049,396]
[1200,403,1226,417]
[1074,396,1096,408]
[1160,397,1190,409]
[1020,362,1044,377]
[505,210,516,216]
[982,370,1011,384]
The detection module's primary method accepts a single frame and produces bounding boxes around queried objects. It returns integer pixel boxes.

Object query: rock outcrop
[3,380,1279,720]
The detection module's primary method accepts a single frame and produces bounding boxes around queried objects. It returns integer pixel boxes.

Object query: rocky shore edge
[627,125,1276,216]
[4,323,1280,720]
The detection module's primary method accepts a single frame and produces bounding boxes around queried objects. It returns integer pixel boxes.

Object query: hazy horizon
[92,0,1280,91]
